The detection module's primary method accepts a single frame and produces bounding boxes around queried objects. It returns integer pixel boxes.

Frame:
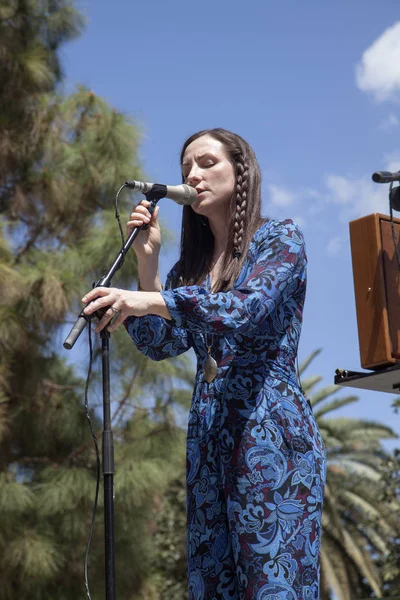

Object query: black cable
[296,354,312,409]
[114,183,127,256]
[83,319,101,600]
[389,181,400,273]
[296,356,303,393]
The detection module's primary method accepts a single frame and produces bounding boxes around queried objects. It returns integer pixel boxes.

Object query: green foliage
[303,362,400,600]
[379,449,400,594]
[0,0,84,193]
[0,473,36,513]
[147,478,189,600]
[0,2,194,598]
[4,531,63,581]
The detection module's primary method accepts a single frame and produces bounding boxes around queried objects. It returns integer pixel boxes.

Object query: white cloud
[325,175,356,205]
[263,164,396,230]
[267,184,295,207]
[356,22,400,102]
[326,236,343,257]
[379,113,399,131]
[264,184,321,209]
[262,184,324,227]
[324,173,388,221]
[292,215,306,229]
[384,152,400,173]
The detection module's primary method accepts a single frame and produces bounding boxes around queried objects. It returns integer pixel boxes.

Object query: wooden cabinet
[350,213,400,369]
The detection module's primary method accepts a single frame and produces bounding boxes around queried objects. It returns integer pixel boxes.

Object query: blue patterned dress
[125,219,326,600]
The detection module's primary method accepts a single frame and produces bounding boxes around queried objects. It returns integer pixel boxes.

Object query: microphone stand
[63,185,166,600]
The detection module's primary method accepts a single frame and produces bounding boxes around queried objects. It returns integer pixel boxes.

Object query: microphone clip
[124,181,167,230]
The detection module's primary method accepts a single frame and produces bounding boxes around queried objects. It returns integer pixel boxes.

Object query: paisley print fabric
[125,219,326,600]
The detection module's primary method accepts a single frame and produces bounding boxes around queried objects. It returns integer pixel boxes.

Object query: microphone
[371,170,400,184]
[125,180,198,205]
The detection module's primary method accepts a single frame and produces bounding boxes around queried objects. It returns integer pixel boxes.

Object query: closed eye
[182,162,215,179]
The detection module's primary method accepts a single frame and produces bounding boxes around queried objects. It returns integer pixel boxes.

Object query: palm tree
[300,349,400,600]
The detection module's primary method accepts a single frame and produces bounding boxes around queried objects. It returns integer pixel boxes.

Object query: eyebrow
[182,153,216,167]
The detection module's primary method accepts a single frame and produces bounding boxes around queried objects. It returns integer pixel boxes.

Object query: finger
[94,307,117,333]
[82,287,111,303]
[107,311,125,333]
[127,216,150,228]
[83,295,114,316]
[136,201,151,212]
[132,203,152,218]
[127,210,151,229]
[137,200,150,208]
[129,213,151,223]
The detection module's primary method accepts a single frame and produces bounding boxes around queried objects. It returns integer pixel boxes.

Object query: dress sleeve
[160,219,306,336]
[124,265,193,361]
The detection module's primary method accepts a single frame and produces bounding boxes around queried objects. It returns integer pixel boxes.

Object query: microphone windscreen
[372,171,392,183]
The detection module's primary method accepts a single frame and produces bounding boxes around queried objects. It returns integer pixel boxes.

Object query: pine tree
[0,0,84,208]
[0,2,195,598]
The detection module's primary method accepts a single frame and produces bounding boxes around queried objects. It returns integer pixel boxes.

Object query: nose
[186,164,202,186]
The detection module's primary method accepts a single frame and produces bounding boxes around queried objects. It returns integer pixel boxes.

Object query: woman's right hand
[128,200,161,258]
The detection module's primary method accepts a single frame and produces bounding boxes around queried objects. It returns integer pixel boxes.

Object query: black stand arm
[63,186,165,350]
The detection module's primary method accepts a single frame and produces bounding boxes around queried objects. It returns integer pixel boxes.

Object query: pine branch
[64,365,144,464]
[42,380,80,392]
[13,220,45,264]
[17,456,59,468]
[111,365,144,426]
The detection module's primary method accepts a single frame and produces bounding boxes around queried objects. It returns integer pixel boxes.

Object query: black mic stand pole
[63,185,166,600]
[101,325,115,600]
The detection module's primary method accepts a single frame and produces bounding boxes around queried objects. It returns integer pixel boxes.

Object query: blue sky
[62,0,400,448]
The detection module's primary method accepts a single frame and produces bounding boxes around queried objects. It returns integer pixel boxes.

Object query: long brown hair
[173,128,265,292]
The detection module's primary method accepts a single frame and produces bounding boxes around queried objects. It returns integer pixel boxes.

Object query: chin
[191,200,209,216]
[191,197,229,220]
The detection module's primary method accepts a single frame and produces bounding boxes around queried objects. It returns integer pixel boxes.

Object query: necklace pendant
[204,354,218,383]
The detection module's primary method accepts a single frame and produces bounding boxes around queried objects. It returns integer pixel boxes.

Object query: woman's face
[181,134,236,218]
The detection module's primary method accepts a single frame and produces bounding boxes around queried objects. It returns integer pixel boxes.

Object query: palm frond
[298,348,322,374]
[314,394,359,418]
[310,384,342,407]
[341,490,394,536]
[321,543,352,600]
[342,528,382,597]
[301,374,324,394]
[328,458,382,481]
